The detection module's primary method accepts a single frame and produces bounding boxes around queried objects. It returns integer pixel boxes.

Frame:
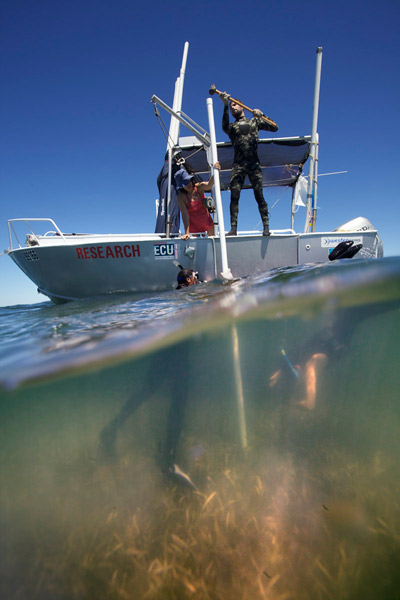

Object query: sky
[1,0,399,306]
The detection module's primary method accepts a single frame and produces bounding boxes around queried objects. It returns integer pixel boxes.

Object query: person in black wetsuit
[219,93,278,236]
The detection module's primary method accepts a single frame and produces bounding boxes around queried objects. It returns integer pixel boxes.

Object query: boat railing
[236,229,296,237]
[7,218,190,250]
[7,218,67,250]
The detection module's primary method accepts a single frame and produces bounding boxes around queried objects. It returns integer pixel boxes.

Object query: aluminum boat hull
[8,230,383,303]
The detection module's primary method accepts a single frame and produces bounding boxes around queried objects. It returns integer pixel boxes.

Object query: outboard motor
[329,240,363,261]
[333,216,376,233]
[331,215,384,260]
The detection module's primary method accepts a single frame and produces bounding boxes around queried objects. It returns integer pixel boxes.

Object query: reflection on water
[1,261,400,599]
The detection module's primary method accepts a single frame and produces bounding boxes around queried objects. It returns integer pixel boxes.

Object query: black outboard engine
[329,240,363,261]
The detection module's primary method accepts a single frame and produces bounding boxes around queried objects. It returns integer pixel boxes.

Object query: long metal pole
[311,132,319,231]
[166,79,179,238]
[172,41,189,145]
[206,97,233,281]
[231,325,248,450]
[166,43,189,238]
[167,78,180,151]
[290,186,296,230]
[304,47,323,233]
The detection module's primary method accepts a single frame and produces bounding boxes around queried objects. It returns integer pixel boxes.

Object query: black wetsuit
[222,105,278,231]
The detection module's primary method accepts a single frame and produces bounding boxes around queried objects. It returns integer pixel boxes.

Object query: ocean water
[1,257,400,600]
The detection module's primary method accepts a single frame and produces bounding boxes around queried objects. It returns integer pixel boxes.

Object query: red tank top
[185,187,214,233]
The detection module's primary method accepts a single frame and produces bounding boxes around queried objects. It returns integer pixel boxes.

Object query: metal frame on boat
[5,46,383,304]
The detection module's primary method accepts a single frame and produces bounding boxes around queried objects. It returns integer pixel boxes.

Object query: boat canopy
[177,137,310,189]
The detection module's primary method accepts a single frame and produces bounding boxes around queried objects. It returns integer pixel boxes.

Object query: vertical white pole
[166,43,189,237]
[206,97,233,280]
[311,132,319,232]
[166,79,179,238]
[304,47,323,233]
[290,186,296,230]
[173,41,189,145]
[167,78,180,151]
[231,325,248,450]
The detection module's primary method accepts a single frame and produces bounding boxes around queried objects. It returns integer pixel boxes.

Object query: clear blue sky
[1,0,399,306]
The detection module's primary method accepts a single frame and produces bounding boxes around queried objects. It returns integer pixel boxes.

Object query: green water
[1,261,400,599]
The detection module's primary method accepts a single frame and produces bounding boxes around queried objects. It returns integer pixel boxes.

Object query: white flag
[294,175,307,207]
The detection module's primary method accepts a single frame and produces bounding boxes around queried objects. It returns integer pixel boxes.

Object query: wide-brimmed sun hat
[174,168,194,191]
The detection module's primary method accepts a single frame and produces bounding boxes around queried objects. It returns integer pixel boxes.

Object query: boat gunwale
[7,228,379,254]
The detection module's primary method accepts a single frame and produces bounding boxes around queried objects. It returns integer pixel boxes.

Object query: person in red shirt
[175,163,220,240]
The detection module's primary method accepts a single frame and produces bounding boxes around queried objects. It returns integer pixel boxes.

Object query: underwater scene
[1,257,400,600]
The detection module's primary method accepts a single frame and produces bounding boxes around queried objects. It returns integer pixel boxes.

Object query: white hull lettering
[153,242,177,260]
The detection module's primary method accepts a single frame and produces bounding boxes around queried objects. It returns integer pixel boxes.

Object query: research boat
[4,46,383,304]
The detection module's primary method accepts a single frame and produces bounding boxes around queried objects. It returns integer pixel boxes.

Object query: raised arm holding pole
[209,84,278,129]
